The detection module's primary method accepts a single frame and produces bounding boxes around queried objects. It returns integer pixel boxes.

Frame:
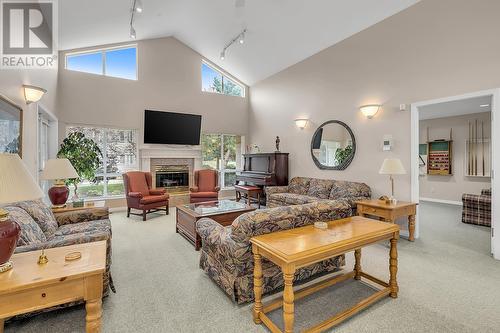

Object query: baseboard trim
[419,197,462,206]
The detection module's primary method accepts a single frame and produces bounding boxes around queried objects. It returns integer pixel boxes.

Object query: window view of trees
[202,134,240,188]
[66,126,137,198]
[201,62,244,97]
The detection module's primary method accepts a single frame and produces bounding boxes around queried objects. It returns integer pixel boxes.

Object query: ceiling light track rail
[220,29,246,60]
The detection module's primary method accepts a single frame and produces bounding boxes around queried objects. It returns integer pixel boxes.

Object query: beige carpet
[5,201,500,332]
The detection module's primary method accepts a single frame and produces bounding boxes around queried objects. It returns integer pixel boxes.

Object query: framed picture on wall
[0,95,23,157]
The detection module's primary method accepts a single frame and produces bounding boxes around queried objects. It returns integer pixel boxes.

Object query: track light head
[130,26,136,39]
[135,0,143,13]
[220,51,225,60]
[239,32,245,44]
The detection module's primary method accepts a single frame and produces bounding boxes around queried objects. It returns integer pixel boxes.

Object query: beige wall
[249,0,500,211]
[0,69,58,176]
[57,37,249,141]
[419,112,491,202]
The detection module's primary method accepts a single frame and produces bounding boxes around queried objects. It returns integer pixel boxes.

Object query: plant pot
[0,213,21,273]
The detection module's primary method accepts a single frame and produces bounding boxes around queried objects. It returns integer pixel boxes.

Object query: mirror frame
[310,120,356,170]
[0,94,23,158]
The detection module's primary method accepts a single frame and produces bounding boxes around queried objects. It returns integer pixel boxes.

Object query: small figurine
[275,136,280,152]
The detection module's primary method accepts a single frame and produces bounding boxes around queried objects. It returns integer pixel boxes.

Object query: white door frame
[411,88,500,260]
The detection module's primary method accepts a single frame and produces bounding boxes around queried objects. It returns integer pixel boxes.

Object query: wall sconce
[295,119,309,130]
[359,104,380,119]
[23,85,47,104]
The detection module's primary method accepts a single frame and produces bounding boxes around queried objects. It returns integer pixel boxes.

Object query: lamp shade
[379,158,406,175]
[0,153,44,204]
[41,158,79,180]
[23,85,46,104]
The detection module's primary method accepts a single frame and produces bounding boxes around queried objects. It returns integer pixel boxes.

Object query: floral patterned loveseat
[197,200,352,304]
[266,177,371,210]
[4,200,113,304]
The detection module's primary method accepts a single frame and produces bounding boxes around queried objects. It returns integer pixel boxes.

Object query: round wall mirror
[310,120,356,170]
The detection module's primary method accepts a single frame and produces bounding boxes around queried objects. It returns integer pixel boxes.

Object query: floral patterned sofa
[4,200,113,314]
[266,177,371,210]
[197,200,352,304]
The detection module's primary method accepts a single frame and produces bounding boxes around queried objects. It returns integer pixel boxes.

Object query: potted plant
[57,132,102,201]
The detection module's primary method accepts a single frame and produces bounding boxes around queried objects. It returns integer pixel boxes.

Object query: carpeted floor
[5,201,500,332]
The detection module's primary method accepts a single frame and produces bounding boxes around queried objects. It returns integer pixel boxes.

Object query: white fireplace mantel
[139,145,203,172]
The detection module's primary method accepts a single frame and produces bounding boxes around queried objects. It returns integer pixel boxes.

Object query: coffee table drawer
[0,279,84,317]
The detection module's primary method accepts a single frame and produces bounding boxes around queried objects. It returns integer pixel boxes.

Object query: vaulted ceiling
[59,0,420,85]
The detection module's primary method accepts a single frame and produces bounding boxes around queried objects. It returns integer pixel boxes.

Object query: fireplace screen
[155,165,189,192]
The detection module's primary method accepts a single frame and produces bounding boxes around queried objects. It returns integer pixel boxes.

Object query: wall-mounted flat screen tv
[144,110,202,145]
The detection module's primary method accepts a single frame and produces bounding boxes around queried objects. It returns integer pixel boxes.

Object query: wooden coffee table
[251,216,400,333]
[176,199,255,250]
[0,241,107,333]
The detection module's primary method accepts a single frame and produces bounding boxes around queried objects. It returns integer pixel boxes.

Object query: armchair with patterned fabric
[189,169,220,203]
[462,188,491,227]
[123,171,169,221]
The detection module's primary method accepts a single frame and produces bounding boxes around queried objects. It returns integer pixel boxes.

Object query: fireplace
[155,165,189,193]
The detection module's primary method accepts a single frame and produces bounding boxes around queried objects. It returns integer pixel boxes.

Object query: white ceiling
[419,95,492,120]
[59,0,419,85]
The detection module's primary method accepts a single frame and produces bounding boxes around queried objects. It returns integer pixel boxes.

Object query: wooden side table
[0,241,107,333]
[51,200,106,214]
[356,199,418,241]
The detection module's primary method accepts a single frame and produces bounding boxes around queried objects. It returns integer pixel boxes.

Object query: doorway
[411,89,499,260]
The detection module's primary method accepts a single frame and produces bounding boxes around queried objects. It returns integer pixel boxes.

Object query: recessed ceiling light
[480,104,490,107]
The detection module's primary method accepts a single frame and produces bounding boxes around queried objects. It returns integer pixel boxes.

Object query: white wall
[0,69,58,177]
[419,112,491,202]
[57,37,249,141]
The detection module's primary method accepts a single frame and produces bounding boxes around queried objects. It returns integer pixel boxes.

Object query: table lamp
[379,158,406,204]
[0,153,45,272]
[41,158,79,208]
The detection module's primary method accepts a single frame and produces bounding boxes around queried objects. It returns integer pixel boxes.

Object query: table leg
[85,299,102,332]
[389,236,399,298]
[253,250,263,324]
[0,318,4,333]
[408,215,416,241]
[283,265,295,333]
[354,248,362,280]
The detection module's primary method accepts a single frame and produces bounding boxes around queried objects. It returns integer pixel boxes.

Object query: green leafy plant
[57,132,102,194]
[335,145,353,165]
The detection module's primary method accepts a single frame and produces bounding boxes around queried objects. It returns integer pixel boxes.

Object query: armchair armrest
[214,186,221,192]
[15,231,110,254]
[197,217,239,265]
[54,207,110,226]
[265,185,289,196]
[128,192,143,198]
[149,189,166,195]
[189,186,199,193]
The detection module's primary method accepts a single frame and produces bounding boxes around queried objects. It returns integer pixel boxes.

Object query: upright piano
[236,152,289,187]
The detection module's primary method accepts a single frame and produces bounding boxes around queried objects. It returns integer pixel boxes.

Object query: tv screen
[144,110,202,145]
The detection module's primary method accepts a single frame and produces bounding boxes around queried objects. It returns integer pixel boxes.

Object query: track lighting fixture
[220,28,247,60]
[129,0,143,39]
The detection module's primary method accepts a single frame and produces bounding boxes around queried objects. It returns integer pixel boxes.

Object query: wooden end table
[51,200,106,214]
[0,241,107,333]
[251,216,400,333]
[356,199,418,241]
[176,200,255,250]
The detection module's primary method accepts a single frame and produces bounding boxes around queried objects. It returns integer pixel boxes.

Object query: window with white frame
[65,46,137,80]
[201,134,242,188]
[66,126,138,199]
[201,62,245,97]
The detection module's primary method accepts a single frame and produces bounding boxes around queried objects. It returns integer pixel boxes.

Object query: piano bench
[235,185,263,209]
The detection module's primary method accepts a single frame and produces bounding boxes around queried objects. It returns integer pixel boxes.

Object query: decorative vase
[48,180,69,208]
[0,210,21,273]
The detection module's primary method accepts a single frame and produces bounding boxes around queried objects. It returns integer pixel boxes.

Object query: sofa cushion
[287,177,311,195]
[54,219,111,237]
[4,206,46,246]
[329,180,371,200]
[306,179,335,199]
[13,200,58,238]
[269,193,318,205]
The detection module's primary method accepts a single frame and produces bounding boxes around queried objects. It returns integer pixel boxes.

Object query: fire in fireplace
[155,165,189,193]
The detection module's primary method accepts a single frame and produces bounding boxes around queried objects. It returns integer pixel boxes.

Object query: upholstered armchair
[189,169,220,203]
[123,171,169,221]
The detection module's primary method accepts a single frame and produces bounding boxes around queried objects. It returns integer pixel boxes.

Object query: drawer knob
[41,293,46,298]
